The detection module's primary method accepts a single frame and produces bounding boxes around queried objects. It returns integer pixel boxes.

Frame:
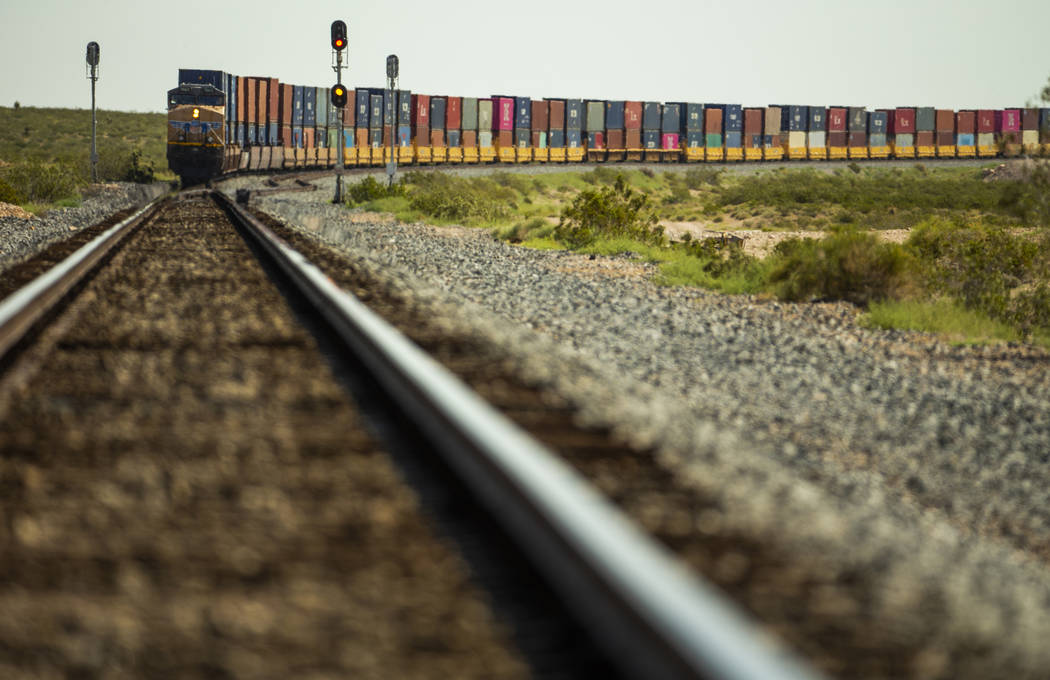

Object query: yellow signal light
[192,107,200,119]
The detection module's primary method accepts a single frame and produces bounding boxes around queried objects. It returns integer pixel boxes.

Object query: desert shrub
[555,175,664,248]
[683,167,722,189]
[581,166,623,186]
[347,175,404,204]
[495,217,552,243]
[490,171,533,195]
[1,160,80,202]
[766,229,913,305]
[0,177,25,204]
[404,171,514,222]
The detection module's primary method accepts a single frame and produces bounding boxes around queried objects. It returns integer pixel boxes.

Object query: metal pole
[91,74,97,183]
[386,55,399,187]
[333,49,344,204]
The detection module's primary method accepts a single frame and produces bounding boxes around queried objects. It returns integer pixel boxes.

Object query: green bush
[403,171,515,223]
[766,229,913,305]
[495,217,552,243]
[555,175,664,248]
[347,175,404,204]
[1,160,81,202]
[683,167,722,189]
[0,177,25,204]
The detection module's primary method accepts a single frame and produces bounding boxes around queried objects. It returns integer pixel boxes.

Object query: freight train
[170,68,1050,183]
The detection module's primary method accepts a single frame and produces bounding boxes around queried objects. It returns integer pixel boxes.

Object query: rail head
[218,191,824,680]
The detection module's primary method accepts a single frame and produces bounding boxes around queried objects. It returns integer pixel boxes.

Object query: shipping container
[915,107,935,131]
[642,102,661,130]
[546,99,565,129]
[935,132,955,146]
[934,109,953,132]
[447,129,461,147]
[869,111,888,135]
[397,90,411,126]
[894,133,915,149]
[430,96,447,130]
[493,97,514,130]
[462,130,478,147]
[848,107,867,133]
[957,133,975,146]
[783,105,807,132]
[606,129,624,149]
[179,69,225,90]
[764,107,781,135]
[997,109,1021,132]
[566,129,583,148]
[549,129,566,148]
[532,100,549,131]
[625,129,642,149]
[869,134,888,149]
[1021,108,1039,130]
[369,94,383,129]
[743,108,763,134]
[412,94,430,127]
[808,107,826,131]
[827,131,847,147]
[890,108,915,134]
[316,87,329,127]
[355,90,369,126]
[586,100,605,132]
[915,131,935,147]
[476,130,492,148]
[808,131,826,148]
[977,109,995,133]
[277,84,293,127]
[827,107,846,132]
[605,101,625,130]
[642,130,660,149]
[787,131,806,148]
[531,131,548,148]
[724,131,742,148]
[685,131,704,148]
[956,110,976,134]
[566,99,584,130]
[587,131,605,149]
[462,97,479,130]
[303,85,316,127]
[444,97,461,130]
[624,101,643,130]
[662,133,679,150]
[683,103,703,132]
[848,132,867,147]
[724,105,743,132]
[1042,109,1050,132]
[705,133,722,148]
[478,99,493,131]
[267,78,279,123]
[292,85,305,127]
[304,127,316,149]
[431,129,446,148]
[704,105,723,134]
[662,103,682,133]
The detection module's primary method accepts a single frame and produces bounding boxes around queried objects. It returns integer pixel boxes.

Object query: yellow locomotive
[166,83,226,183]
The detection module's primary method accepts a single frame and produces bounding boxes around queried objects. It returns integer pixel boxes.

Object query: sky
[1,0,1049,114]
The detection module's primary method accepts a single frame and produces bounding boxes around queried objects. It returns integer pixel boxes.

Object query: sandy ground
[661,221,912,258]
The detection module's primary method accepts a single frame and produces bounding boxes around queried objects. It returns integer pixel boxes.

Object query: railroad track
[0,191,821,679]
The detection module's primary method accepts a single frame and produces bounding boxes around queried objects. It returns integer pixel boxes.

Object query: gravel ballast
[234,174,1050,679]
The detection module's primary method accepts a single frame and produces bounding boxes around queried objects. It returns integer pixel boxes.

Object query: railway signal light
[331,84,347,109]
[386,54,399,80]
[86,41,100,67]
[331,20,347,51]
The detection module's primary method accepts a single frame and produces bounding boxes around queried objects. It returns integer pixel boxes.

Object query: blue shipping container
[268,123,278,145]
[808,107,826,131]
[784,105,807,132]
[398,126,411,147]
[957,133,975,146]
[642,102,661,130]
[304,89,317,127]
[662,103,682,133]
[725,131,743,148]
[369,129,382,147]
[355,90,370,126]
[515,97,532,129]
[869,111,888,134]
[316,87,329,127]
[566,99,584,130]
[566,128,582,147]
[447,129,461,147]
[292,86,304,126]
[343,129,354,148]
[549,129,566,147]
[179,69,225,90]
[369,95,383,129]
[685,131,704,147]
[515,128,530,146]
[724,105,743,132]
[399,90,412,126]
[643,130,660,148]
[605,101,625,129]
[684,103,704,132]
[430,97,447,129]
[248,124,257,146]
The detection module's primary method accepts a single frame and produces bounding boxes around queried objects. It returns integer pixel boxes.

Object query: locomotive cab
[167,83,226,183]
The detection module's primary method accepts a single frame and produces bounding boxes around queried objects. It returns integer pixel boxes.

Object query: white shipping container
[895,133,915,147]
[977,132,995,147]
[788,131,806,147]
[479,131,494,147]
[807,131,826,147]
[1023,130,1039,145]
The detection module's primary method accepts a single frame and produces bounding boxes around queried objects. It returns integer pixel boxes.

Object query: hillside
[0,105,170,181]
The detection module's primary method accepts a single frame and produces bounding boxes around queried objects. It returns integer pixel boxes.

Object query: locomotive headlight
[192,108,200,119]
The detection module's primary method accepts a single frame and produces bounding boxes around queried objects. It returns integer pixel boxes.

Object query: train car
[167,83,227,183]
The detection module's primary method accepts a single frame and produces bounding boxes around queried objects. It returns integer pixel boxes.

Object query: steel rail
[0,197,164,360]
[218,191,825,680]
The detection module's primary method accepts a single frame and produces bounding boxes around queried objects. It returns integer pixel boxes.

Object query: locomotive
[166,83,226,183]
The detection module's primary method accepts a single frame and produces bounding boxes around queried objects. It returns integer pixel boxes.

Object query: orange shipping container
[624,101,643,130]
[462,130,478,147]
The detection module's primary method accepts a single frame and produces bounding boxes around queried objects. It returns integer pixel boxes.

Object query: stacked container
[430,96,448,162]
[478,99,495,162]
[397,90,412,161]
[546,98,566,162]
[935,109,955,157]
[624,101,643,161]
[492,96,515,161]
[461,97,479,163]
[680,103,703,161]
[868,110,889,158]
[764,106,782,160]
[642,101,661,160]
[915,107,935,158]
[605,101,625,160]
[743,108,764,160]
[956,110,976,157]
[724,104,743,161]
[704,105,724,161]
[890,108,915,158]
[278,83,293,149]
[531,100,549,161]
[781,106,807,159]
[826,107,847,159]
[412,93,431,163]
[848,107,868,159]
[1022,108,1040,154]
[566,99,584,161]
[445,96,462,162]
[997,109,1022,156]
[661,103,681,159]
[977,109,996,157]
[807,106,826,159]
[586,100,606,157]
[513,96,531,161]
[1042,109,1050,153]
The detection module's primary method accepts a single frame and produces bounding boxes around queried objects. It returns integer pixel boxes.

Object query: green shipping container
[328,128,338,148]
[586,101,605,132]
[705,133,722,147]
[462,97,479,130]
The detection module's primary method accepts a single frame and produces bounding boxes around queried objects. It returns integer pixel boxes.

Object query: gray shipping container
[462,97,479,130]
[916,107,936,131]
[586,101,605,132]
[684,103,704,132]
[643,102,661,130]
[848,107,867,133]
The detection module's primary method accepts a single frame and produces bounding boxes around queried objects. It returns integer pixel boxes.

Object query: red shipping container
[531,100,549,131]
[414,125,429,144]
[704,108,723,134]
[279,84,294,127]
[606,129,625,149]
[279,124,293,147]
[624,101,643,130]
[494,97,514,131]
[1022,108,1040,130]
[446,97,462,130]
[547,100,565,129]
[892,108,915,134]
[827,131,848,147]
[496,130,513,147]
[245,78,257,123]
[662,133,679,150]
[935,109,954,132]
[915,131,935,146]
[625,130,642,148]
[412,94,430,127]
[743,108,760,133]
[848,132,867,147]
[996,109,1021,132]
[956,111,976,134]
[462,130,478,147]
[977,110,995,133]
[383,126,392,146]
[237,77,248,123]
[827,108,847,132]
[936,132,955,146]
[343,89,355,127]
[267,78,279,122]
[304,127,315,148]
[589,132,605,149]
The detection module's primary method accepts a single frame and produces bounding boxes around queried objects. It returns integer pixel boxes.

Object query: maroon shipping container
[414,125,429,145]
[827,108,847,132]
[446,97,462,130]
[237,77,248,123]
[744,108,763,134]
[935,109,954,132]
[827,131,848,147]
[278,84,293,127]
[383,126,392,146]
[412,94,431,127]
[607,129,625,149]
[304,127,315,148]
[1023,108,1040,130]
[956,110,976,134]
[494,97,514,131]
[547,100,565,130]
[891,108,915,134]
[704,108,723,134]
[531,100,549,131]
[462,130,478,147]
[279,124,292,147]
[996,109,1021,132]
[496,130,513,147]
[267,78,279,122]
[977,110,995,133]
[625,129,642,149]
[848,132,867,147]
[343,89,355,127]
[624,101,643,130]
[915,131,935,147]
[936,132,955,146]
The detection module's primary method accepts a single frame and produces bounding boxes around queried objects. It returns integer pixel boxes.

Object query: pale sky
[2,0,1049,114]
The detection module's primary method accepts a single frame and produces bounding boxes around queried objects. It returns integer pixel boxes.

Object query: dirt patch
[662,221,912,258]
[0,202,34,219]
